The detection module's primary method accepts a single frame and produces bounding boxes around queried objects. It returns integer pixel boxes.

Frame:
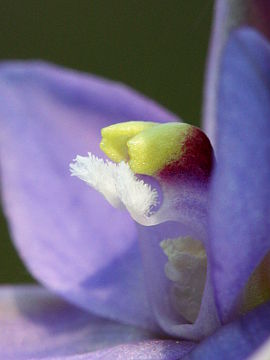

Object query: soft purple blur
[0,61,180,331]
[1,1,270,359]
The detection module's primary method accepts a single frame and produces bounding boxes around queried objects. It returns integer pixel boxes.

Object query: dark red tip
[158,127,214,185]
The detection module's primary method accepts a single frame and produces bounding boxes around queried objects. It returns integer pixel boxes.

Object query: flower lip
[160,236,207,324]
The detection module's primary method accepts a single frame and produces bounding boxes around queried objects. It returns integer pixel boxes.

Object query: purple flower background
[1,1,270,359]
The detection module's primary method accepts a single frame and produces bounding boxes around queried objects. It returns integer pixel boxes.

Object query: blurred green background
[0,0,214,283]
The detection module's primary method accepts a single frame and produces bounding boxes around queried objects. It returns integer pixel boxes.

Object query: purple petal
[186,301,270,360]
[0,61,179,330]
[203,0,270,147]
[203,0,248,146]
[54,341,194,360]
[208,28,270,322]
[0,285,193,360]
[0,285,156,359]
[137,222,220,341]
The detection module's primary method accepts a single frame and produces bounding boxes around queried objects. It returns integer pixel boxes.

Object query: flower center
[70,121,213,228]
[70,120,212,324]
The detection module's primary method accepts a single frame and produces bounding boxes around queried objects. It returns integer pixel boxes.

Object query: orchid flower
[1,1,270,359]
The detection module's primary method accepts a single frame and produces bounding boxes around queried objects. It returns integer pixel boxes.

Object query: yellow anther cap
[100,121,214,182]
[127,122,190,175]
[100,121,157,163]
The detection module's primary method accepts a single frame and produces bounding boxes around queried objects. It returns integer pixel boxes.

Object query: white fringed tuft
[70,153,158,222]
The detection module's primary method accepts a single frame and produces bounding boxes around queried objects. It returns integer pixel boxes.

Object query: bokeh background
[0,0,214,283]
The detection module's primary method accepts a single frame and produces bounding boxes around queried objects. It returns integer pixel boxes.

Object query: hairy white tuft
[70,153,120,207]
[70,153,158,222]
[116,161,159,222]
